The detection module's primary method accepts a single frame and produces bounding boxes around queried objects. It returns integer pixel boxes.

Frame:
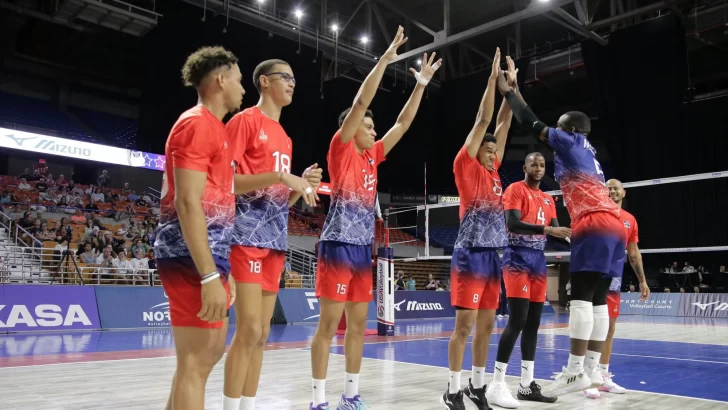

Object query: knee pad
[568,300,594,340]
[589,304,610,341]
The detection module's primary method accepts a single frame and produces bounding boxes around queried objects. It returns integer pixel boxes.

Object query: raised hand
[303,163,323,190]
[381,25,409,62]
[488,47,502,81]
[409,52,443,86]
[505,55,519,88]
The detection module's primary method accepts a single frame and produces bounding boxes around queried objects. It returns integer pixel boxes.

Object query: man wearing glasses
[222,59,323,410]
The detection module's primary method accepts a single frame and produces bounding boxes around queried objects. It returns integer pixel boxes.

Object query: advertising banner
[0,285,100,332]
[619,292,681,316]
[275,289,378,323]
[95,286,237,329]
[0,127,165,172]
[678,293,728,318]
[542,299,555,314]
[392,291,455,319]
[377,247,395,336]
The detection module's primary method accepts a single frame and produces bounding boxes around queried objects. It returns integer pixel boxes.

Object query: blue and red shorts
[157,256,231,329]
[607,291,620,318]
[570,212,626,278]
[315,241,373,303]
[450,248,502,310]
[230,245,286,293]
[502,246,548,303]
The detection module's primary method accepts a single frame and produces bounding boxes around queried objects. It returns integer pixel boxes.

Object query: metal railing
[286,243,316,288]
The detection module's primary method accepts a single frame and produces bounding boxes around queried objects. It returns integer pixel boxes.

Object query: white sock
[239,396,255,410]
[472,366,486,389]
[449,371,461,394]
[344,373,359,399]
[599,363,610,374]
[312,378,326,405]
[520,360,534,386]
[585,350,601,368]
[493,361,508,383]
[566,353,585,373]
[222,396,241,410]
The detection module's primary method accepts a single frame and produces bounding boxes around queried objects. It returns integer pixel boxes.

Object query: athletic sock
[312,378,326,405]
[239,396,255,410]
[472,366,486,389]
[599,363,610,374]
[520,360,534,386]
[449,371,461,394]
[585,350,601,369]
[494,361,508,383]
[344,373,359,399]
[567,353,585,374]
[222,396,241,410]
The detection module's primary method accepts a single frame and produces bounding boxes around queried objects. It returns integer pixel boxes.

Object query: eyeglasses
[264,72,296,85]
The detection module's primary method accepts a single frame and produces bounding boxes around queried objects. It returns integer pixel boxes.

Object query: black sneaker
[517,381,557,403]
[440,386,466,410]
[462,378,492,410]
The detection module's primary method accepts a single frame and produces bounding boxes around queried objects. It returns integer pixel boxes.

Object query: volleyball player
[497,74,623,397]
[309,26,441,410]
[441,48,510,410]
[485,152,568,408]
[154,46,241,410]
[583,179,649,396]
[222,59,322,410]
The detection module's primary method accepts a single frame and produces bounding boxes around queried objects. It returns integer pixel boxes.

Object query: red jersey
[502,181,557,250]
[453,146,507,249]
[154,106,236,263]
[227,107,292,250]
[620,209,639,245]
[320,130,386,245]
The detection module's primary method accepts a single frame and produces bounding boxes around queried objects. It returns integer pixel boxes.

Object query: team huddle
[154,26,650,410]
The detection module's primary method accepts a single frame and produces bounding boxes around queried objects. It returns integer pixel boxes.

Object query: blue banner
[392,291,455,319]
[275,289,377,323]
[95,286,237,329]
[678,293,728,318]
[0,285,100,333]
[619,292,681,316]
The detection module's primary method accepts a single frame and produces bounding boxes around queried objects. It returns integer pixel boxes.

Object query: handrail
[14,223,42,247]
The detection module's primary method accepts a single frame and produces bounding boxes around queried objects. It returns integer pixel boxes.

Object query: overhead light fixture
[256,0,264,3]
[360,36,369,44]
[538,0,550,2]
[331,23,339,32]
[416,59,422,65]
[294,9,303,19]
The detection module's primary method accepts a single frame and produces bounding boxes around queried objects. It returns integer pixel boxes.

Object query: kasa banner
[678,293,728,318]
[95,286,237,329]
[619,292,681,316]
[0,285,100,333]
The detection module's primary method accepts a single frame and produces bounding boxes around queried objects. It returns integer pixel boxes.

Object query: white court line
[327,351,728,405]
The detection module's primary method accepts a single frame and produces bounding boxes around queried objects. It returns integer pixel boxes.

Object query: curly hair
[181,46,239,88]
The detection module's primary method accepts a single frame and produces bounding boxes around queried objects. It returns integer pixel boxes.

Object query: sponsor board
[275,289,377,323]
[376,247,395,336]
[679,293,728,318]
[0,285,100,333]
[619,292,681,316]
[392,291,455,319]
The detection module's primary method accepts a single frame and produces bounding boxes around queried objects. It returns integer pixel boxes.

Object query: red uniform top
[320,130,386,245]
[620,208,639,245]
[452,146,507,249]
[226,107,292,251]
[154,105,236,264]
[502,181,557,250]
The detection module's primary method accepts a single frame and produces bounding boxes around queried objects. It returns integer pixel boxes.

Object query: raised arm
[496,73,549,144]
[493,56,519,160]
[340,26,408,145]
[464,48,501,158]
[381,52,442,156]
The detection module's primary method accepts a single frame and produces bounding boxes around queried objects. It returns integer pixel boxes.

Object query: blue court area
[1,314,727,404]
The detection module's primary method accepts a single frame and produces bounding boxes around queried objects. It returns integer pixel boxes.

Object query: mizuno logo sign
[693,301,728,311]
[4,134,37,146]
[3,134,91,157]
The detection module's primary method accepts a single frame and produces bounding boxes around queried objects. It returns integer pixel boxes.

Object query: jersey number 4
[272,151,291,174]
[537,206,546,225]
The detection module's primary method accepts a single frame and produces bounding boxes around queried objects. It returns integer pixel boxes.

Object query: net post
[376,216,394,336]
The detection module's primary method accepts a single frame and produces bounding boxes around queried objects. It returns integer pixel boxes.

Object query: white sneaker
[485,381,520,409]
[497,314,504,319]
[599,373,627,394]
[585,365,603,386]
[541,367,591,397]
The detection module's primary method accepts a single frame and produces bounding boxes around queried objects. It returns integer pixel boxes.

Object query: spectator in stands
[36,223,55,241]
[79,243,97,264]
[97,170,111,187]
[87,199,100,213]
[693,286,700,293]
[146,248,156,270]
[73,197,84,210]
[140,234,152,250]
[29,169,41,181]
[679,287,686,293]
[395,271,406,290]
[45,174,56,187]
[425,274,437,290]
[100,230,123,252]
[720,266,726,273]
[88,213,105,230]
[95,246,119,282]
[35,178,48,192]
[70,209,86,224]
[131,248,150,283]
[54,217,69,237]
[71,183,84,196]
[1,190,10,205]
[114,250,135,284]
[116,223,128,237]
[121,182,131,196]
[628,283,636,292]
[683,262,695,272]
[128,189,139,202]
[663,288,670,293]
[671,261,680,272]
[144,225,155,243]
[18,211,34,228]
[19,168,33,180]
[132,238,150,256]
[83,218,97,237]
[35,211,46,225]
[91,188,104,203]
[85,184,95,196]
[135,193,148,207]
[56,174,68,187]
[407,275,416,291]
[142,191,152,203]
[17,178,31,191]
